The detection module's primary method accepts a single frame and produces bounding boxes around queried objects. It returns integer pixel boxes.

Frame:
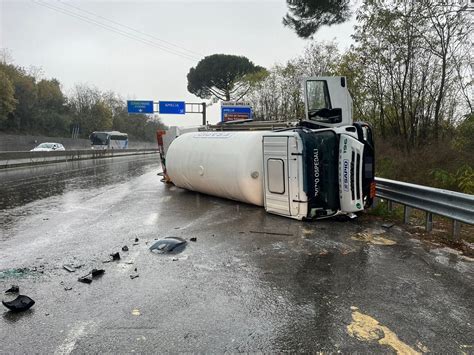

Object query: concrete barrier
[0,133,157,151]
[0,149,159,169]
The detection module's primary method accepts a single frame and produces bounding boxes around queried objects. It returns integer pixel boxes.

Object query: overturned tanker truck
[159,77,376,220]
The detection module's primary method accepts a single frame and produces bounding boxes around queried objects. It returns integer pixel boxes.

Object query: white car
[30,143,66,152]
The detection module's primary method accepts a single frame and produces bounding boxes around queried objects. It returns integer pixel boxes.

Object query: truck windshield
[306,80,331,112]
[299,129,339,216]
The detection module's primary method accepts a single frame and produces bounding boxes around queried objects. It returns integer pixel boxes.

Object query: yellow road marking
[351,232,397,245]
[347,308,422,354]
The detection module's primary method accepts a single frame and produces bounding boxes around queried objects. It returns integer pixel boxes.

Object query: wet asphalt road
[0,155,473,354]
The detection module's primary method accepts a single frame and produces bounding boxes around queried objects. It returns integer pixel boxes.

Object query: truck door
[303,76,353,128]
[263,135,303,219]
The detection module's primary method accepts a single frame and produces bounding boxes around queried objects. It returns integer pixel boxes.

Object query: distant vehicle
[89,131,128,149]
[30,142,65,152]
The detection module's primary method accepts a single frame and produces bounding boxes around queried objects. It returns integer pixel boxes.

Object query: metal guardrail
[375,177,474,238]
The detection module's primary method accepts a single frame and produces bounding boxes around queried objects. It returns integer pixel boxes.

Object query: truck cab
[262,76,375,219]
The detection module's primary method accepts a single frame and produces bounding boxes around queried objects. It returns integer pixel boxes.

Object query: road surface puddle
[347,307,424,354]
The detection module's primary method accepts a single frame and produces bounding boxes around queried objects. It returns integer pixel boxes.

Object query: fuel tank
[166,131,266,206]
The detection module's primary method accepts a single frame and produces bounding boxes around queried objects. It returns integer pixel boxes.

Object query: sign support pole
[202,102,207,125]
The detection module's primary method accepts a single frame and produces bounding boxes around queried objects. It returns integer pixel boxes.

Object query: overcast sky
[1,0,356,126]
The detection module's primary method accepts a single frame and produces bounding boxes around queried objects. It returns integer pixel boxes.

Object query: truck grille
[351,149,361,201]
[351,151,355,201]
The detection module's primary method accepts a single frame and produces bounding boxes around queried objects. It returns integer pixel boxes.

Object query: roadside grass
[375,137,474,194]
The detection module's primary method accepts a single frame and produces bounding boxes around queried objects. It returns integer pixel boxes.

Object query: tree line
[184,0,472,191]
[0,58,165,142]
[246,0,473,154]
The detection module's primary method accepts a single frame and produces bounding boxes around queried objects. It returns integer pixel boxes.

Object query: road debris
[130,274,139,279]
[77,276,92,284]
[91,269,105,277]
[64,287,73,291]
[249,230,293,236]
[131,309,140,316]
[2,295,35,312]
[134,237,139,242]
[150,237,187,254]
[382,223,395,229]
[190,237,197,242]
[5,285,19,294]
[110,252,121,261]
[122,245,129,252]
[63,265,75,273]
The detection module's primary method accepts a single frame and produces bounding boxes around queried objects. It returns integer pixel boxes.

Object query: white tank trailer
[164,77,376,220]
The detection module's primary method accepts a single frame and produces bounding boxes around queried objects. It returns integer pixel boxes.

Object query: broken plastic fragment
[5,285,19,294]
[149,237,187,254]
[78,276,92,284]
[91,269,105,277]
[63,265,75,273]
[131,309,140,316]
[110,252,121,261]
[2,295,35,312]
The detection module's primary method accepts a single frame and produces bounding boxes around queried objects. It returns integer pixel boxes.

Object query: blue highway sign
[221,106,252,122]
[127,100,154,114]
[159,101,185,115]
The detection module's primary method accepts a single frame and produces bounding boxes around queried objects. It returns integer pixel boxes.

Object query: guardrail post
[425,212,433,232]
[403,206,411,224]
[387,200,393,211]
[452,220,461,239]
[372,197,379,208]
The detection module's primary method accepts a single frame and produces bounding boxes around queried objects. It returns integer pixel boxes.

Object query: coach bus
[89,131,128,149]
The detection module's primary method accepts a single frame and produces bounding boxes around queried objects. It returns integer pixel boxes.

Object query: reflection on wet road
[0,155,473,353]
[0,155,156,210]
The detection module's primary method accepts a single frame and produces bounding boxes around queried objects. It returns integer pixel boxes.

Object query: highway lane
[1,155,473,353]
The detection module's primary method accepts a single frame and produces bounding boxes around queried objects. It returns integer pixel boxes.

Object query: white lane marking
[54,321,95,355]
[159,196,172,203]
